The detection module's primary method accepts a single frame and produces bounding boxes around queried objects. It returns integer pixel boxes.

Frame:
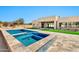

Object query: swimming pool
[7,29,48,46]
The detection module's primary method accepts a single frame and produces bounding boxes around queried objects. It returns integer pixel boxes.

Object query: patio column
[44,22,48,28]
[54,21,57,29]
[64,22,67,28]
[71,22,73,28]
[55,16,59,29]
[63,22,66,28]
[57,22,60,29]
[66,22,69,29]
[71,22,75,28]
[39,22,42,28]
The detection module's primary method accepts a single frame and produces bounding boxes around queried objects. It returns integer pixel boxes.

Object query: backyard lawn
[42,29,79,35]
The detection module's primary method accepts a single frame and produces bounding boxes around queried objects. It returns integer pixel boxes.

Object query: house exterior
[32,16,79,30]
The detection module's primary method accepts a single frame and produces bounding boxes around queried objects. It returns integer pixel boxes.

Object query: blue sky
[0,6,79,23]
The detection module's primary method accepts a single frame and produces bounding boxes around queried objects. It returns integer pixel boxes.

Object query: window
[48,23,54,27]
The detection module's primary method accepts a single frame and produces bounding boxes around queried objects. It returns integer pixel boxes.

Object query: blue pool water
[7,29,48,46]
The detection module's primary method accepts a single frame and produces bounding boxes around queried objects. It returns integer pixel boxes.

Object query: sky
[0,6,79,23]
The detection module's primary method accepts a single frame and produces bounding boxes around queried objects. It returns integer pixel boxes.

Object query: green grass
[42,29,79,35]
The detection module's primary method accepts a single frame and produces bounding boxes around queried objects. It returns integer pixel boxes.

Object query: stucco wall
[32,16,59,29]
[32,16,79,29]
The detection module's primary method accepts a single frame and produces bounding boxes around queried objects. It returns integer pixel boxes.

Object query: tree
[14,18,24,25]
[0,21,2,27]
[28,23,32,25]
[0,21,3,24]
[3,22,8,27]
[0,21,2,23]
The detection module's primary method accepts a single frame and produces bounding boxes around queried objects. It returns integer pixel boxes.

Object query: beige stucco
[32,16,60,29]
[32,16,79,30]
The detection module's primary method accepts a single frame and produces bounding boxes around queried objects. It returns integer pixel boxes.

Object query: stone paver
[47,33,79,52]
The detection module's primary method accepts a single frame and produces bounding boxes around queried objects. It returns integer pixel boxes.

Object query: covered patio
[59,22,79,31]
[41,21,54,29]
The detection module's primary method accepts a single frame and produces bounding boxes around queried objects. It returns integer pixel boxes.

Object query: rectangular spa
[6,29,48,46]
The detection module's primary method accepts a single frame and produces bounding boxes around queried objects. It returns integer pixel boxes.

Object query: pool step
[12,32,27,36]
[33,32,48,38]
[32,35,43,41]
[15,33,43,41]
[16,34,33,40]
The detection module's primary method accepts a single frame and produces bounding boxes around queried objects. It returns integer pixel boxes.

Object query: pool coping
[1,29,56,52]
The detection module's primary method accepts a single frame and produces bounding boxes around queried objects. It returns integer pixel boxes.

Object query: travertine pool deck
[28,29,79,52]
[1,28,79,52]
[47,33,79,52]
[1,29,56,52]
